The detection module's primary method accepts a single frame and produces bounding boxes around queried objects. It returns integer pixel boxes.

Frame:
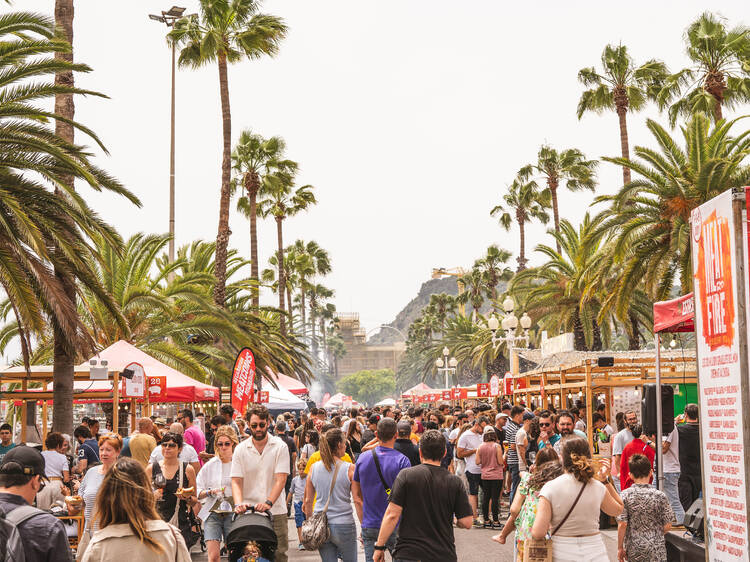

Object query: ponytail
[319,428,343,471]
[561,437,595,483]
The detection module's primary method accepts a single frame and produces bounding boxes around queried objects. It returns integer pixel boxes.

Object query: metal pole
[655,333,664,491]
[444,351,449,390]
[168,39,176,263]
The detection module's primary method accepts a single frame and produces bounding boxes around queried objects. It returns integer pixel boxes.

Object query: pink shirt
[476,442,503,480]
[183,425,206,464]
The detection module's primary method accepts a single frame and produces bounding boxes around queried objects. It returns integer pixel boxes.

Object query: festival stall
[323,392,360,409]
[374,397,397,407]
[265,384,307,413]
[267,370,309,396]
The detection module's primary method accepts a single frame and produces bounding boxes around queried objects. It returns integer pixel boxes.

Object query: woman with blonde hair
[81,457,190,562]
[196,426,239,562]
[303,428,357,562]
[531,437,623,561]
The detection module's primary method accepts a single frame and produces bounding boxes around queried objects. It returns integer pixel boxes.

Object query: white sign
[610,387,640,423]
[692,190,749,561]
[123,362,145,398]
[541,332,574,357]
[489,374,500,397]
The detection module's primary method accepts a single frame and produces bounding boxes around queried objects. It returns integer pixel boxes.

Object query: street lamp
[148,6,192,263]
[435,346,458,389]
[487,296,533,349]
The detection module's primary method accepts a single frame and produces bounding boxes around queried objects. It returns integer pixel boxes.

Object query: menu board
[691,190,748,561]
[610,386,641,423]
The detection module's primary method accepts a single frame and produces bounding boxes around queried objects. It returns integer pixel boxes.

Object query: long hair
[94,458,163,552]
[528,448,562,491]
[346,418,361,441]
[561,437,594,483]
[319,428,343,471]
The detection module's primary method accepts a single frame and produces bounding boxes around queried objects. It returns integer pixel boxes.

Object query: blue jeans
[318,522,357,562]
[508,464,521,505]
[362,526,397,562]
[663,472,686,524]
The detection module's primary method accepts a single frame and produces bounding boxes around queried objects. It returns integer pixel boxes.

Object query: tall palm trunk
[300,286,306,340]
[275,215,286,335]
[614,88,631,186]
[705,71,725,122]
[628,314,640,350]
[53,0,76,435]
[572,307,586,351]
[548,176,561,253]
[213,52,232,307]
[246,170,260,308]
[286,283,293,333]
[516,211,527,271]
[592,318,603,351]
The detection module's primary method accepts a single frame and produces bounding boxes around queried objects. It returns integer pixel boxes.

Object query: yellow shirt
[303,451,353,475]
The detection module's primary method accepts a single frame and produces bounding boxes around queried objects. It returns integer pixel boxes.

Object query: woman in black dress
[146,432,197,545]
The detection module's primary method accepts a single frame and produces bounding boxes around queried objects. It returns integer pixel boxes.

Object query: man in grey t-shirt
[611,410,637,491]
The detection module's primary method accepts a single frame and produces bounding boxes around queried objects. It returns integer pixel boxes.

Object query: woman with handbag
[302,428,357,562]
[531,437,623,561]
[146,432,197,549]
[81,457,191,562]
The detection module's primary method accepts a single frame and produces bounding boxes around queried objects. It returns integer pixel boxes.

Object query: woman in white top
[37,432,71,509]
[196,426,238,562]
[531,437,623,561]
[303,428,356,562]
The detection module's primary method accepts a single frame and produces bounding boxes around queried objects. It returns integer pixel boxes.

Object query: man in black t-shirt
[373,430,473,562]
[676,403,702,510]
[393,421,420,466]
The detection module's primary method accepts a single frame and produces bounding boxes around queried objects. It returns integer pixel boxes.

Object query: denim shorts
[466,471,482,495]
[204,511,233,542]
[293,500,306,527]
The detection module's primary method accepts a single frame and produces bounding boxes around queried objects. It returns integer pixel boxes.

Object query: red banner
[231,348,256,415]
[442,390,451,400]
[148,376,166,400]
[451,388,468,400]
[259,390,269,403]
[477,383,489,398]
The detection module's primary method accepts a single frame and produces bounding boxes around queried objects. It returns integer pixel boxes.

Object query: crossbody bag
[371,449,392,496]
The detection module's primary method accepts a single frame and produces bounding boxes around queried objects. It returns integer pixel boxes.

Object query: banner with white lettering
[691,189,748,561]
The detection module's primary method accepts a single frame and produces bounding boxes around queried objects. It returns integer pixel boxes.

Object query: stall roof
[266,370,308,395]
[653,293,695,334]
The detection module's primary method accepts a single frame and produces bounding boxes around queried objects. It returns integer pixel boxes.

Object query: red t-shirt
[620,438,655,490]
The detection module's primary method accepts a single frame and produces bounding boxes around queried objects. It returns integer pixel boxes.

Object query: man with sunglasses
[0,446,71,561]
[231,405,290,562]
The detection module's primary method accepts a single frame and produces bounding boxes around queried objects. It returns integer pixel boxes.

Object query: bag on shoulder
[0,504,44,562]
[300,461,342,550]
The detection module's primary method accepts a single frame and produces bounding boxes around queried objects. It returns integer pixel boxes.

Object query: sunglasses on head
[250,422,267,429]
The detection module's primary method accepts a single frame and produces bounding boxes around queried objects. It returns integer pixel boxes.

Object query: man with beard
[538,410,586,455]
[232,405,290,562]
[612,410,638,492]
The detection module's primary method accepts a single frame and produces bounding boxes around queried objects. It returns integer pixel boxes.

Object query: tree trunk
[213,52,232,308]
[246,170,260,308]
[548,177,561,253]
[517,216,527,271]
[53,0,76,435]
[705,71,725,122]
[286,282,293,333]
[275,215,286,336]
[592,318,603,351]
[572,308,586,351]
[300,286,306,341]
[616,104,631,186]
[628,313,640,350]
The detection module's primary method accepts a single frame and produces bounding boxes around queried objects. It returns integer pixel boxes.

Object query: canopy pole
[113,370,120,436]
[585,362,593,446]
[655,333,664,491]
[41,381,48,442]
[20,378,27,443]
[130,398,136,433]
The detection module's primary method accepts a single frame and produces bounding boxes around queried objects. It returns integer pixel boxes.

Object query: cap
[522,411,535,421]
[0,445,45,476]
[483,425,496,435]
[368,414,381,425]
[154,418,166,425]
[498,413,509,419]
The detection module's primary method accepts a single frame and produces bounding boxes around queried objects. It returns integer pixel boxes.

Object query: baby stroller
[226,509,277,561]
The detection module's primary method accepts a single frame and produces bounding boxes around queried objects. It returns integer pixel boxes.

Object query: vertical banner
[231,348,256,415]
[691,189,749,561]
[121,362,145,398]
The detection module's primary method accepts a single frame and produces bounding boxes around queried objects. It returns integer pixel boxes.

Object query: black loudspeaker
[120,368,135,380]
[641,384,675,436]
[597,356,614,367]
[684,499,704,540]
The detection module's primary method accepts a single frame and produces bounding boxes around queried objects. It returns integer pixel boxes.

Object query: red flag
[231,348,256,415]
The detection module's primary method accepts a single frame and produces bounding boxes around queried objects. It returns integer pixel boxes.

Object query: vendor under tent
[0,339,219,441]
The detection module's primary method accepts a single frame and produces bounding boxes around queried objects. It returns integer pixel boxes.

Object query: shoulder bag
[522,480,588,562]
[300,461,343,550]
[371,449,392,496]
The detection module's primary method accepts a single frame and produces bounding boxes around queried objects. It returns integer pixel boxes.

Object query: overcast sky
[15,1,750,341]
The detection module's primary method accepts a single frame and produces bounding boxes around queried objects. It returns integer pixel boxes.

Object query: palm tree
[232,131,293,308]
[474,245,514,309]
[577,44,668,185]
[427,293,456,333]
[491,177,550,270]
[596,112,750,300]
[258,174,316,336]
[456,267,486,320]
[308,283,334,360]
[659,12,750,125]
[287,240,331,338]
[520,146,598,252]
[169,0,287,307]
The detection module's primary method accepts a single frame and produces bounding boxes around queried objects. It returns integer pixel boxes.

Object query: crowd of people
[0,399,703,561]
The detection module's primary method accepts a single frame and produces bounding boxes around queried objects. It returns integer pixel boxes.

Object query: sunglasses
[250,422,267,429]
[163,442,178,448]
[539,422,552,427]
[216,441,232,447]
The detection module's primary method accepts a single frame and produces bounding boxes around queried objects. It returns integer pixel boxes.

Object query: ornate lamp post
[435,346,458,389]
[487,295,533,349]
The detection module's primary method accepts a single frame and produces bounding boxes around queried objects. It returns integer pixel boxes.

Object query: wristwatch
[264,499,274,507]
[373,545,386,551]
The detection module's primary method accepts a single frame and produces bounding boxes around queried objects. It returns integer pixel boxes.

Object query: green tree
[520,146,598,252]
[577,44,668,185]
[169,0,287,307]
[427,293,456,333]
[456,267,486,320]
[232,131,294,308]
[491,176,551,271]
[659,13,750,125]
[475,245,514,308]
[287,240,331,338]
[337,369,395,406]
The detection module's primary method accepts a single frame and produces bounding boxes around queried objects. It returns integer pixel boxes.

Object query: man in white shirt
[611,410,638,491]
[456,417,487,525]
[232,405,290,562]
[648,424,684,525]
[515,411,535,472]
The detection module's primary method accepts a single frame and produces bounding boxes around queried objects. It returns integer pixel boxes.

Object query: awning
[400,382,433,399]
[653,293,695,334]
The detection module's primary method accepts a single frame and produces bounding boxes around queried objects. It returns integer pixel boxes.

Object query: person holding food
[196,426,238,562]
[146,431,197,548]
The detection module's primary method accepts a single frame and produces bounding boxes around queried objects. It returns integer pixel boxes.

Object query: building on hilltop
[335,312,405,377]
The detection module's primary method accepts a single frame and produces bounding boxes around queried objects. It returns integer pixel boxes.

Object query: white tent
[265,383,307,411]
[374,397,397,407]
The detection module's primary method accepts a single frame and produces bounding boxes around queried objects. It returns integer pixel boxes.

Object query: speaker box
[641,383,675,436]
[684,498,704,540]
[597,356,614,367]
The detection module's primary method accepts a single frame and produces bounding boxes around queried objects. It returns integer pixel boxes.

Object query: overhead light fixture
[89,359,108,380]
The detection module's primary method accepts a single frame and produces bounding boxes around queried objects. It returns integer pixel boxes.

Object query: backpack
[0,504,44,562]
